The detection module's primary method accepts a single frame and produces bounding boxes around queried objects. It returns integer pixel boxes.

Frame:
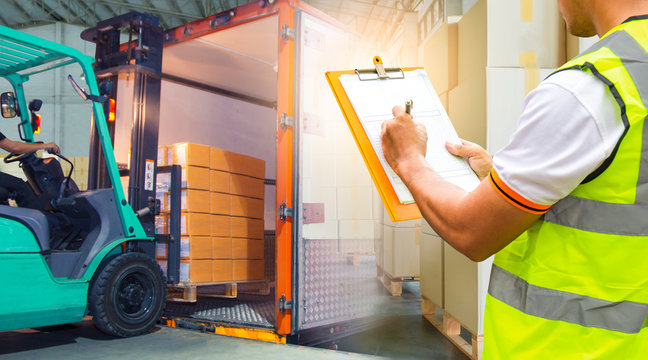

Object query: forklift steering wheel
[3,151,36,163]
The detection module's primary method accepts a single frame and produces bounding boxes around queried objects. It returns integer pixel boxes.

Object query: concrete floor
[0,324,381,360]
[324,282,468,360]
[0,282,467,360]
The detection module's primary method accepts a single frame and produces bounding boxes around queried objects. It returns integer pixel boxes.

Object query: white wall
[0,23,96,157]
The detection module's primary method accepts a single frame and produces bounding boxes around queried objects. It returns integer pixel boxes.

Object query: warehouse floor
[0,283,467,360]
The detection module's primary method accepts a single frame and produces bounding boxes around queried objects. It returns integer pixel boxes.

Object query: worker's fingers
[415,122,428,142]
[446,140,484,158]
[446,139,492,179]
[392,105,405,118]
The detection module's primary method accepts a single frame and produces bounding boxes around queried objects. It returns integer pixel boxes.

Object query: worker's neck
[592,3,648,37]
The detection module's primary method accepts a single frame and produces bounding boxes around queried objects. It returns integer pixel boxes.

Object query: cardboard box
[229,152,265,179]
[180,212,211,236]
[381,225,421,278]
[449,75,487,146]
[230,174,264,199]
[210,170,230,193]
[156,242,167,258]
[230,195,264,219]
[157,146,167,166]
[212,237,233,259]
[181,166,210,190]
[211,214,231,237]
[210,147,231,171]
[179,259,212,283]
[165,189,210,213]
[155,214,167,234]
[170,142,210,168]
[212,259,234,282]
[486,0,564,68]
[157,259,168,278]
[154,236,212,259]
[180,236,212,259]
[233,259,265,281]
[457,0,487,83]
[486,67,554,153]
[422,21,458,94]
[232,238,264,259]
[420,232,444,307]
[210,192,231,215]
[337,186,372,220]
[231,217,264,239]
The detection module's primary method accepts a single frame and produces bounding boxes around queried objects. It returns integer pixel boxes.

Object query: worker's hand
[381,105,428,182]
[445,139,492,180]
[44,142,61,155]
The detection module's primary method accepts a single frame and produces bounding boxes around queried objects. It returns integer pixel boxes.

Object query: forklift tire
[88,252,166,337]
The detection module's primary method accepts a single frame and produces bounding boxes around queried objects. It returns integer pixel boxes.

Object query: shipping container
[103,0,384,344]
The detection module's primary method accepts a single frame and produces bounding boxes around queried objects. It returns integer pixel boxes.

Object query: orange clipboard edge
[325,67,423,222]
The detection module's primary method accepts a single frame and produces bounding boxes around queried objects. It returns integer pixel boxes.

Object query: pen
[405,99,413,116]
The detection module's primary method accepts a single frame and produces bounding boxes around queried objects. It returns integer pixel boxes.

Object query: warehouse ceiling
[0,0,421,43]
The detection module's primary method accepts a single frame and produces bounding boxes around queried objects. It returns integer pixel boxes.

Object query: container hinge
[279,202,293,222]
[280,113,294,130]
[278,294,293,314]
[280,24,295,41]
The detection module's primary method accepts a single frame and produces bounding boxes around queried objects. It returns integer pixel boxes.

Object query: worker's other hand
[381,105,428,181]
[445,139,492,180]
[45,142,61,155]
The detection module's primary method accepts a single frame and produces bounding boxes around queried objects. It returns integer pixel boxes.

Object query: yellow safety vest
[484,17,648,359]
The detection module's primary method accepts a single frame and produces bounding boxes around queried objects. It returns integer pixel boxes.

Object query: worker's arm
[0,137,60,155]
[381,106,539,261]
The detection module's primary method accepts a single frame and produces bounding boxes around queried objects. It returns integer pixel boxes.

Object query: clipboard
[326,56,479,222]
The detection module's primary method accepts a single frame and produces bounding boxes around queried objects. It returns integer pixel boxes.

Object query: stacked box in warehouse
[156,142,214,283]
[210,147,265,282]
[415,1,567,356]
[155,142,265,283]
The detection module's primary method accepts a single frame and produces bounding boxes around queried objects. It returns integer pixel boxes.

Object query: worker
[0,130,60,207]
[381,0,648,358]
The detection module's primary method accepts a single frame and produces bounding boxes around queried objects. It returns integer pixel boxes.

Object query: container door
[293,10,381,332]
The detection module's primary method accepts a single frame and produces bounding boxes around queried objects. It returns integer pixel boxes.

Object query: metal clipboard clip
[355,56,405,81]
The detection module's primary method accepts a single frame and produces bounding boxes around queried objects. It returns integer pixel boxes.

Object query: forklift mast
[81,12,163,245]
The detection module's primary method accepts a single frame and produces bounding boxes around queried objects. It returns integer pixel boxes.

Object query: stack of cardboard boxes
[0,153,89,191]
[156,142,265,284]
[417,1,568,356]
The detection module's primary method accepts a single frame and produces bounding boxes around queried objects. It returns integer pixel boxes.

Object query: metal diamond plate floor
[164,293,276,328]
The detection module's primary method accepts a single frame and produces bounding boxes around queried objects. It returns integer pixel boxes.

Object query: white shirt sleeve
[491,69,624,208]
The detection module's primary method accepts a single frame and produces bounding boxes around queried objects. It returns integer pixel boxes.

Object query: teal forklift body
[0,25,151,331]
[0,217,87,330]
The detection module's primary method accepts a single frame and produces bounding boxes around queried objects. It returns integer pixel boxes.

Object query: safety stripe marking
[489,264,648,334]
[488,170,550,214]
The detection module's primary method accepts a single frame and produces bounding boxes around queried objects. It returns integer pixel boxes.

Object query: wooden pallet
[167,280,273,302]
[377,266,420,297]
[421,296,483,360]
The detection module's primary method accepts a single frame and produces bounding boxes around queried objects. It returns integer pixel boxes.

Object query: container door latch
[280,113,294,130]
[279,294,293,313]
[279,202,293,222]
[280,25,295,40]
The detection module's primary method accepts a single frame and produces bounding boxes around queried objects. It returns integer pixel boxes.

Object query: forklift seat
[0,205,50,252]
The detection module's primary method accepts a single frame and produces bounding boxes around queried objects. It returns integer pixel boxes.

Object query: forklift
[0,21,166,337]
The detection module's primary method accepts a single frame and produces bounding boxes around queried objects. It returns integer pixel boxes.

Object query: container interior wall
[157,80,277,230]
[296,10,381,331]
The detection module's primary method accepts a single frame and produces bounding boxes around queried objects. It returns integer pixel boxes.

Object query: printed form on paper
[338,69,480,204]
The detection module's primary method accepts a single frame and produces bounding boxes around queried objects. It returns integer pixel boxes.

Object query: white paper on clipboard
[338,69,480,203]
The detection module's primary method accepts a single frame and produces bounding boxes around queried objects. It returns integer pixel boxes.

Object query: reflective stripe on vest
[489,264,648,334]
[543,29,648,235]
